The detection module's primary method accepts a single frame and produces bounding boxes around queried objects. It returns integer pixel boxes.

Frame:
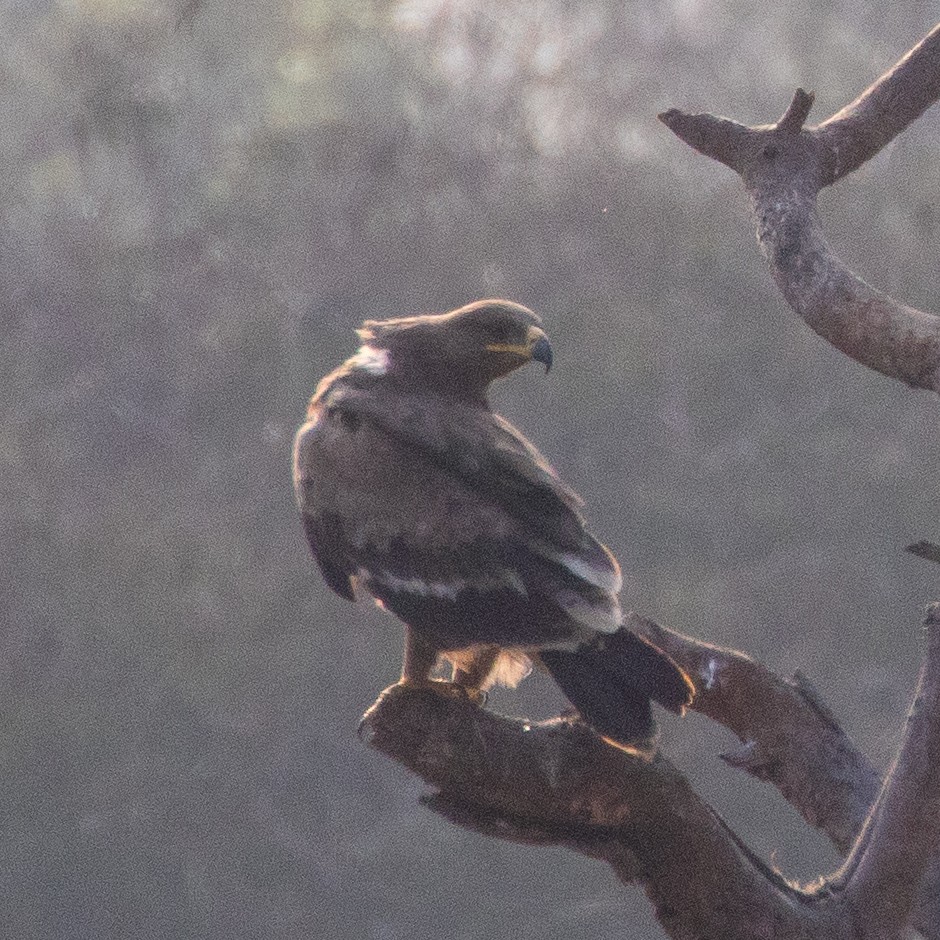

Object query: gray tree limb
[837,604,940,937]
[660,23,940,391]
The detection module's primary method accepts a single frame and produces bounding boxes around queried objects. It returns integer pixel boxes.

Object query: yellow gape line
[485,342,532,356]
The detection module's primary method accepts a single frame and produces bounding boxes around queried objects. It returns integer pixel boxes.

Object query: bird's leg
[400,626,439,686]
[362,628,441,735]
[359,627,437,738]
[359,633,486,740]
[451,645,500,705]
[389,628,486,704]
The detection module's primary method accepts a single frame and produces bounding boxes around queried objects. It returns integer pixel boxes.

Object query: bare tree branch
[839,604,940,936]
[909,540,940,566]
[776,88,815,135]
[629,613,881,852]
[659,24,940,391]
[636,612,940,937]
[362,684,818,940]
[363,606,940,938]
[656,31,940,927]
[818,23,940,183]
[359,23,940,939]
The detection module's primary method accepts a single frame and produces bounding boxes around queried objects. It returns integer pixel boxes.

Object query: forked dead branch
[364,23,940,939]
[659,25,940,392]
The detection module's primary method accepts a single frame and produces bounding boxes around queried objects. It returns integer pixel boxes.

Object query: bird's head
[356,299,553,399]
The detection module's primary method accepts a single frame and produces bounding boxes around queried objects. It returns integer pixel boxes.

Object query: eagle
[293,299,693,749]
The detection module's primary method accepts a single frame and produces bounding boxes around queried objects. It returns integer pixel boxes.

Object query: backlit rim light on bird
[348,344,390,375]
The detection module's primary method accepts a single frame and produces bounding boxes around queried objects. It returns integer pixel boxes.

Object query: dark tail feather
[592,628,694,714]
[541,647,656,746]
[540,628,694,749]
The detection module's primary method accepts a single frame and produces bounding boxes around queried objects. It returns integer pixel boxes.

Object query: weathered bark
[660,23,940,392]
[362,683,824,940]
[630,613,881,853]
[363,607,940,939]
[632,613,940,937]
[836,603,940,937]
[655,25,940,930]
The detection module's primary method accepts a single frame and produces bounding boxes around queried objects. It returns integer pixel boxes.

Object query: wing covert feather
[293,387,622,636]
[326,386,591,551]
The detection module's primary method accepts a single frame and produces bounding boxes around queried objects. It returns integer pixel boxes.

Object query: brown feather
[292,299,691,747]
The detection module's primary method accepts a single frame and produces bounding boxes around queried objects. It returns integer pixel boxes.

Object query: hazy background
[4,2,940,938]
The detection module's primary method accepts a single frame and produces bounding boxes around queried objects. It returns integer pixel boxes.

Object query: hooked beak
[529,332,553,372]
[485,326,554,372]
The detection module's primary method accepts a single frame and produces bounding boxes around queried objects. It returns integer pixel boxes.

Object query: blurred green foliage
[3,2,940,938]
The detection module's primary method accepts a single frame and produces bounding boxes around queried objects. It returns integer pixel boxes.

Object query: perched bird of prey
[293,299,693,749]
